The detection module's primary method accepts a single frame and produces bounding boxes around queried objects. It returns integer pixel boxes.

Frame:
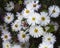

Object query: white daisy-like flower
[12,44,21,48]
[22,8,34,18]
[4,13,14,24]
[1,31,11,41]
[27,12,40,25]
[0,24,8,31]
[42,33,56,44]
[29,25,44,38]
[38,42,53,48]
[11,20,21,32]
[26,1,41,10]
[39,12,50,26]
[48,5,60,18]
[3,41,11,48]
[20,42,30,48]
[24,0,39,5]
[5,1,14,11]
[41,26,49,36]
[51,22,59,31]
[17,31,30,43]
[16,12,24,21]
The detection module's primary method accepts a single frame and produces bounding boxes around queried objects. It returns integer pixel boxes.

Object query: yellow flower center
[4,35,8,39]
[15,24,18,28]
[22,34,26,38]
[47,38,51,41]
[52,10,55,13]
[32,17,35,21]
[7,16,10,20]
[44,46,48,48]
[3,26,6,30]
[34,28,38,33]
[33,4,36,7]
[6,44,9,48]
[41,17,45,21]
[25,9,30,13]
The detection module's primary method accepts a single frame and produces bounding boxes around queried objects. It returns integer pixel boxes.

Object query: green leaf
[47,24,55,32]
[30,43,36,48]
[18,0,23,4]
[42,9,48,12]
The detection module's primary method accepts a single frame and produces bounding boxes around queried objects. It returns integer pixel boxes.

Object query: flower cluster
[0,0,60,48]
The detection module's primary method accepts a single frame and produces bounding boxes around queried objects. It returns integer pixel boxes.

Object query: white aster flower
[5,1,14,11]
[0,24,8,31]
[48,5,60,18]
[1,31,11,41]
[39,12,50,26]
[24,0,39,5]
[11,20,21,32]
[27,12,40,25]
[22,8,34,18]
[26,1,41,10]
[29,25,44,38]
[38,42,53,48]
[17,31,30,43]
[20,42,30,48]
[3,41,11,48]
[4,13,14,24]
[16,12,24,21]
[42,33,56,44]
[51,22,59,31]
[12,44,21,48]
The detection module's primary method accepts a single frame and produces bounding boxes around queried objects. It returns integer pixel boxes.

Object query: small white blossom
[20,42,30,48]
[2,41,11,48]
[38,42,53,48]
[11,20,21,32]
[48,5,60,18]
[1,31,11,41]
[26,1,41,11]
[42,33,56,44]
[18,31,30,43]
[4,13,14,24]
[16,12,24,21]
[5,1,14,11]
[39,12,50,26]
[0,24,8,31]
[27,12,40,25]
[29,25,44,38]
